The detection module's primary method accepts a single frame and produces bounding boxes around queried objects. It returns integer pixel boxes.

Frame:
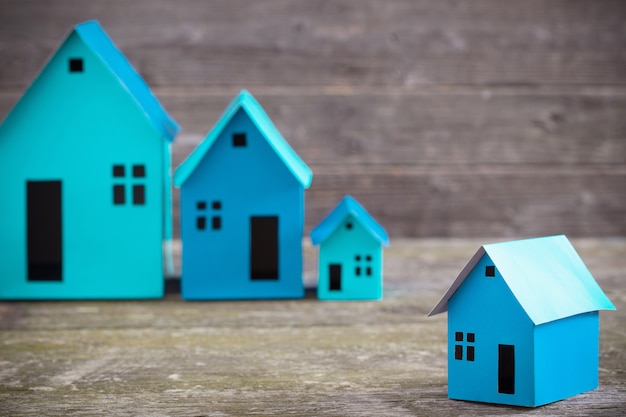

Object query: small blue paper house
[310,195,389,301]
[428,235,615,407]
[174,90,312,300]
[0,20,180,299]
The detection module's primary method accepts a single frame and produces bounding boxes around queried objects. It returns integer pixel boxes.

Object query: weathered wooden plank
[1,0,625,88]
[0,238,624,416]
[2,87,625,167]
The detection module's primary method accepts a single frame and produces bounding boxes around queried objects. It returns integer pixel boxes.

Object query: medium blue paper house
[428,235,615,407]
[310,195,389,301]
[0,20,179,299]
[174,90,312,300]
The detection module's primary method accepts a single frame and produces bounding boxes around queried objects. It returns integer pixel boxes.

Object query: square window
[366,255,372,261]
[212,216,222,230]
[467,346,475,361]
[133,185,145,205]
[197,201,207,210]
[113,185,125,205]
[346,222,353,230]
[455,332,463,342]
[233,133,247,147]
[196,216,206,230]
[212,201,222,210]
[69,58,83,73]
[355,255,361,261]
[467,333,475,343]
[133,164,146,178]
[113,165,125,177]
[486,265,495,277]
[454,345,463,360]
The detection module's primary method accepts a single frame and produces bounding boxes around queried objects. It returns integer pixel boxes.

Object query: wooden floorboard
[0,238,624,416]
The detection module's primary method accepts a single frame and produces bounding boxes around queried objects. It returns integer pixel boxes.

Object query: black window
[454,332,475,362]
[196,216,206,230]
[197,201,207,210]
[346,222,353,230]
[69,58,83,73]
[233,133,247,147]
[133,185,145,205]
[454,345,463,360]
[366,267,372,276]
[113,165,125,177]
[486,265,495,277]
[113,185,125,205]
[212,201,222,209]
[355,253,374,277]
[133,164,146,178]
[212,216,222,230]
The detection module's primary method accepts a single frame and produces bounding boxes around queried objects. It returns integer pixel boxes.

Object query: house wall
[317,216,382,300]
[534,311,600,406]
[180,108,305,299]
[447,254,536,406]
[0,32,165,299]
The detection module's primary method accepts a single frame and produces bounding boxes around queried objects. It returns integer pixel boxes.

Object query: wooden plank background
[1,0,625,238]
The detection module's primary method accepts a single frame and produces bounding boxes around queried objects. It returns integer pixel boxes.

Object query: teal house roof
[429,235,616,325]
[311,195,389,246]
[74,20,180,141]
[174,90,312,187]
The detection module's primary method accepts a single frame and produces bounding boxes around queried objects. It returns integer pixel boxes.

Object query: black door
[27,181,62,281]
[250,216,279,280]
[498,344,515,394]
[329,264,341,290]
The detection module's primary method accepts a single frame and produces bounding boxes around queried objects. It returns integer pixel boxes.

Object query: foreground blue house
[0,21,179,299]
[174,90,312,300]
[311,196,389,301]
[428,235,615,407]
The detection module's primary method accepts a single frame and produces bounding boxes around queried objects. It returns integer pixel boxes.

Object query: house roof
[428,235,615,325]
[174,90,312,187]
[74,20,180,142]
[310,195,390,247]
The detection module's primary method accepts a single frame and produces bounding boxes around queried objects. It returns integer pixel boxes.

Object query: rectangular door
[250,216,279,280]
[329,264,341,290]
[498,344,515,394]
[27,181,62,281]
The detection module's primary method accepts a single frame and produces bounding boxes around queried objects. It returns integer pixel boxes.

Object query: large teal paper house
[174,90,312,300]
[428,235,615,407]
[310,195,389,301]
[0,20,179,299]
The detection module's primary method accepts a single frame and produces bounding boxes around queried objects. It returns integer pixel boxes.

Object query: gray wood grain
[0,0,625,238]
[0,238,624,416]
[1,0,625,88]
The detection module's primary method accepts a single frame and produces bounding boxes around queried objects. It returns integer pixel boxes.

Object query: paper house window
[112,164,146,205]
[346,221,353,230]
[69,58,84,73]
[485,265,495,277]
[355,254,373,277]
[196,201,206,230]
[211,201,222,230]
[454,332,475,361]
[232,133,247,147]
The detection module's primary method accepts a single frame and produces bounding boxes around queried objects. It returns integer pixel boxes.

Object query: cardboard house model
[428,235,615,407]
[174,90,312,300]
[0,20,180,299]
[310,195,389,301]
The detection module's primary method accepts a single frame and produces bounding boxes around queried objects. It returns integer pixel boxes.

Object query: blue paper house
[310,196,389,301]
[0,20,180,299]
[174,90,312,300]
[428,235,615,407]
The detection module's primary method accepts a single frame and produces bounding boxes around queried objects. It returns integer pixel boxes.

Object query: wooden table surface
[0,238,624,416]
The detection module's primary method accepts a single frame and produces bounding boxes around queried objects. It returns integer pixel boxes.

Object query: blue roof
[75,20,180,142]
[174,90,312,187]
[429,235,615,325]
[311,195,389,246]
